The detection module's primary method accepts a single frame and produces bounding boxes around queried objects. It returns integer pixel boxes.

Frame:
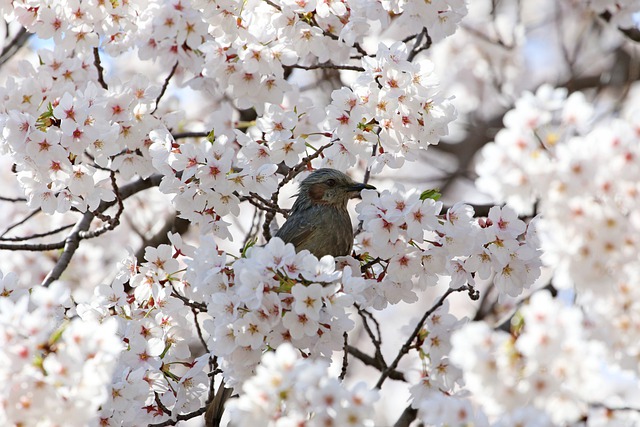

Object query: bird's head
[296,168,376,209]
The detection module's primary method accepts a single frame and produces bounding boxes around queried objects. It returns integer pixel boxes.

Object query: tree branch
[375,285,472,389]
[93,47,108,90]
[152,61,179,115]
[40,175,162,287]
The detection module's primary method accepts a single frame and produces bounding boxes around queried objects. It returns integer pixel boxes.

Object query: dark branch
[40,175,162,287]
[346,345,406,382]
[153,61,179,115]
[0,27,30,67]
[93,47,108,90]
[288,63,365,72]
[375,286,471,389]
[0,223,75,242]
[147,406,207,427]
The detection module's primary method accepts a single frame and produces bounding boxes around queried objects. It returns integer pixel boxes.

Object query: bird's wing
[275,215,316,251]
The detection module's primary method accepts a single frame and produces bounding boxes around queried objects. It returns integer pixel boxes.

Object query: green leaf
[206,128,215,143]
[419,189,441,201]
[241,237,258,258]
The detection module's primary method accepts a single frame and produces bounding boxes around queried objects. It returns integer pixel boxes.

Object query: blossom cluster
[189,236,355,386]
[322,42,456,172]
[405,300,493,426]
[473,84,640,423]
[0,54,162,213]
[195,0,467,111]
[355,188,542,309]
[76,237,211,426]
[475,84,640,294]
[0,0,562,425]
[450,291,640,426]
[227,343,378,426]
[149,128,280,237]
[0,280,121,427]
[4,0,145,54]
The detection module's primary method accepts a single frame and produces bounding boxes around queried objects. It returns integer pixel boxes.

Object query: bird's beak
[347,182,376,198]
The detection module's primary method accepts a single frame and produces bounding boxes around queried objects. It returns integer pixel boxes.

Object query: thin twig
[0,208,41,237]
[356,306,386,367]
[147,406,207,427]
[339,332,349,381]
[0,223,74,242]
[406,28,432,63]
[152,61,179,115]
[192,307,209,353]
[247,192,289,216]
[346,345,406,382]
[288,63,365,72]
[93,47,108,90]
[0,27,30,67]
[374,286,470,389]
[242,206,262,249]
[172,131,210,140]
[171,291,207,311]
[81,171,124,239]
[40,174,162,286]
[393,405,418,427]
[0,195,27,202]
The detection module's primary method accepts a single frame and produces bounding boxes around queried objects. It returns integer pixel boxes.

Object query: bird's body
[275,168,375,258]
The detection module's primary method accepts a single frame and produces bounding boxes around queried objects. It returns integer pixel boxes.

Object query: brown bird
[275,168,376,258]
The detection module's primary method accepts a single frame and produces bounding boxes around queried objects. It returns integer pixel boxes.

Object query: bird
[275,168,376,258]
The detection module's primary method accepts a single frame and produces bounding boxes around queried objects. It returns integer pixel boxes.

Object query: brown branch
[192,307,209,352]
[406,28,432,62]
[356,306,386,368]
[147,406,208,427]
[0,26,30,67]
[0,223,74,242]
[170,290,207,311]
[93,47,108,90]
[375,285,473,389]
[204,382,234,427]
[40,174,162,287]
[346,345,406,382]
[152,61,179,115]
[0,195,27,202]
[339,332,349,381]
[0,208,41,237]
[245,192,289,216]
[288,63,365,72]
[394,405,418,427]
[134,215,190,265]
[81,171,124,239]
[172,131,210,140]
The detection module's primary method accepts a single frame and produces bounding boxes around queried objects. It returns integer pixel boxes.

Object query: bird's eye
[325,179,336,187]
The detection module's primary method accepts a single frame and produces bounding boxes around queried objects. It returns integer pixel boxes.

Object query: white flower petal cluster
[355,188,542,307]
[0,279,121,427]
[227,343,379,427]
[149,129,280,237]
[475,84,640,294]
[0,54,162,213]
[3,0,146,54]
[323,42,456,171]
[76,239,210,426]
[187,237,354,385]
[450,291,640,425]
